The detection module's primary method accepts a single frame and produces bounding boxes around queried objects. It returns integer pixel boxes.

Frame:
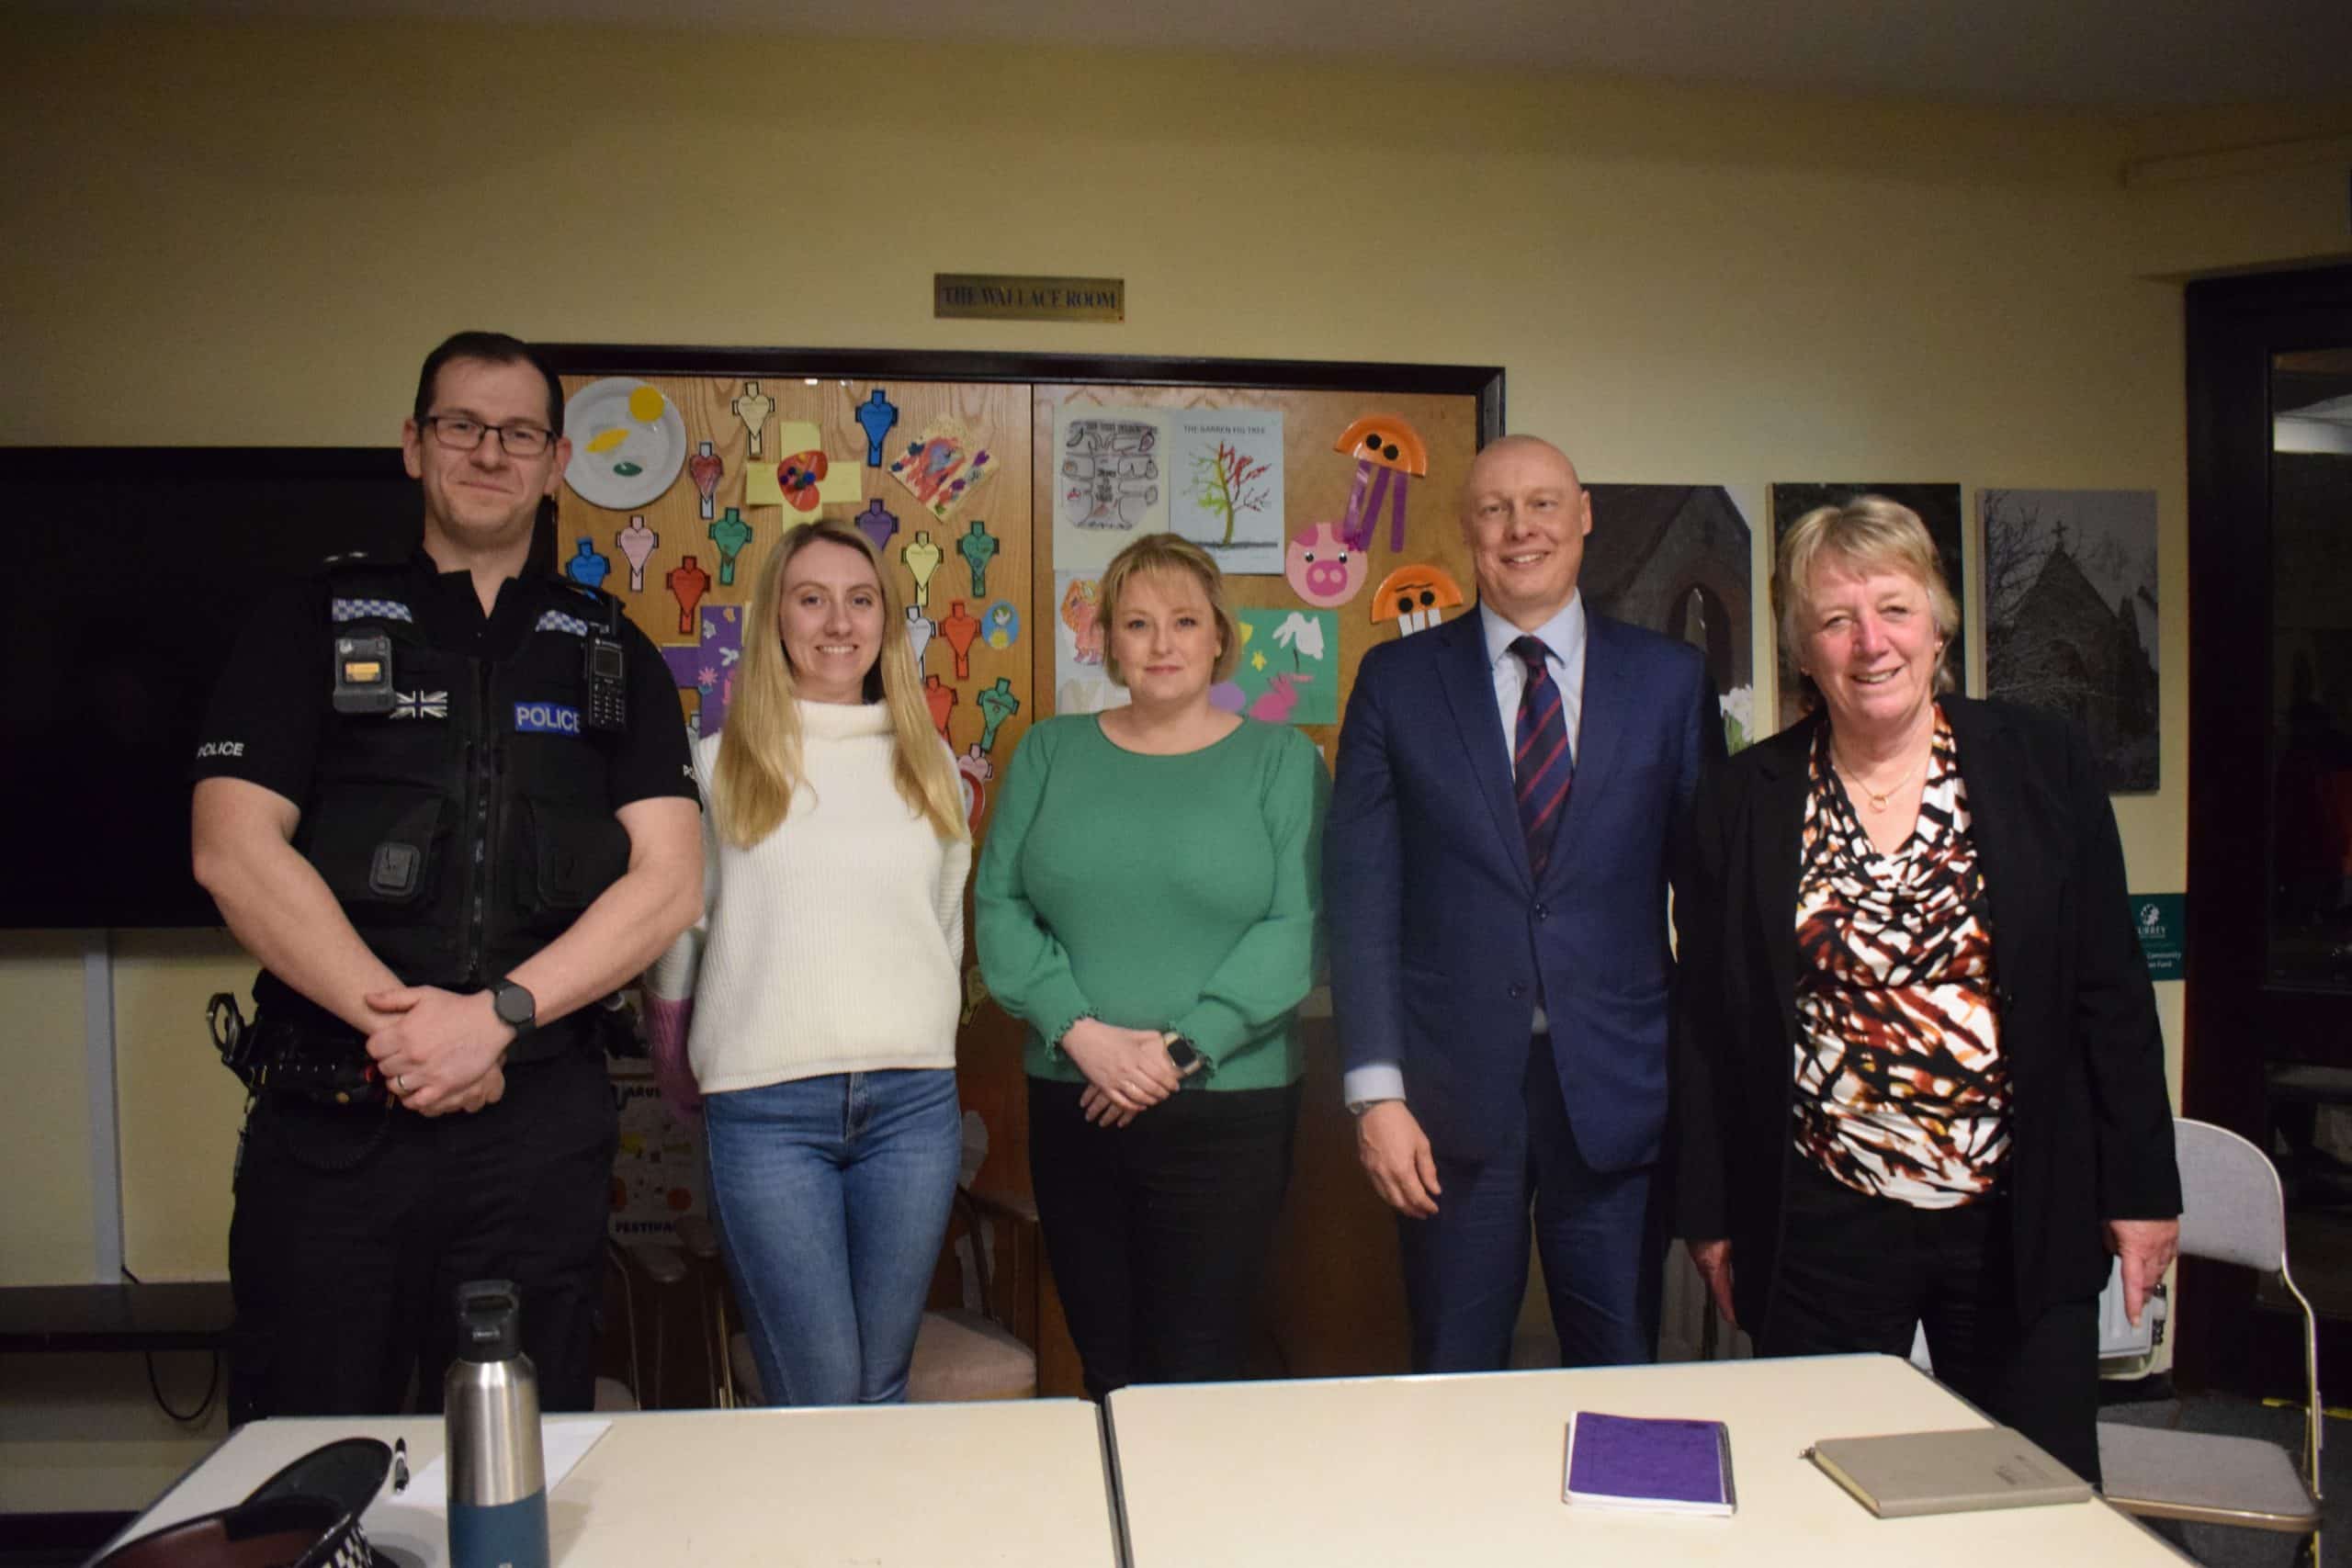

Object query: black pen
[392,1437,409,1495]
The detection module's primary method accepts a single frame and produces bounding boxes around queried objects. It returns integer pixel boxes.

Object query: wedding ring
[396,1074,410,1093]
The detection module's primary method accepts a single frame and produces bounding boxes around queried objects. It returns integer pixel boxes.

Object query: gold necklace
[1832,745,1925,812]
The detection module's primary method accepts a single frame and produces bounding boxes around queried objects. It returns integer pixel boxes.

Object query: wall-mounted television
[0,448,423,929]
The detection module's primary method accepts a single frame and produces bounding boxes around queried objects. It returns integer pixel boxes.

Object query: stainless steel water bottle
[445,1280,550,1568]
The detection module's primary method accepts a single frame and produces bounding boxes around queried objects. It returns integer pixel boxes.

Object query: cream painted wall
[0,19,2344,1304]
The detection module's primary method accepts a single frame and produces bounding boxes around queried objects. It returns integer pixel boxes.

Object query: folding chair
[2098,1118,2323,1557]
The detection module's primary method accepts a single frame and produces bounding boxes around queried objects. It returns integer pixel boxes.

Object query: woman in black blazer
[1673,497,2179,1484]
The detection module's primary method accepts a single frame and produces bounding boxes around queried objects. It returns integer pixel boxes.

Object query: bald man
[1326,435,1723,1371]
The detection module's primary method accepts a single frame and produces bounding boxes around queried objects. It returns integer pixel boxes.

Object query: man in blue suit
[1327,434,1722,1371]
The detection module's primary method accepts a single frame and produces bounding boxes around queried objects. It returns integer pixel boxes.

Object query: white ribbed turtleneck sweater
[647,699,969,1095]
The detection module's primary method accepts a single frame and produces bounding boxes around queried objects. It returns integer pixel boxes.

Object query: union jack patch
[390,690,448,720]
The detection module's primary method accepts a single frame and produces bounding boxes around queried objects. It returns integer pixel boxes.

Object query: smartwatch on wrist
[1164,1034,1208,1078]
[490,977,537,1038]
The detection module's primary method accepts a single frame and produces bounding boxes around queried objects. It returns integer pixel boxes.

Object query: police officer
[192,332,702,1421]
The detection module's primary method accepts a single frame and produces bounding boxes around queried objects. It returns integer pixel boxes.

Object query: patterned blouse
[1792,706,2007,1208]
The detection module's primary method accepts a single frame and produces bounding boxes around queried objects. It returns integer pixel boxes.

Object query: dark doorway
[2182,264,2352,1399]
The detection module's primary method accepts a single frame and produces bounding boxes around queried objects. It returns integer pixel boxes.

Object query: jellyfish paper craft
[667,555,711,637]
[616,516,659,592]
[707,507,753,587]
[1371,562,1464,637]
[957,520,998,597]
[940,600,982,681]
[565,536,611,591]
[1333,415,1430,554]
[977,678,1021,753]
[732,380,774,457]
[901,531,944,610]
[922,673,958,740]
[854,389,899,468]
[854,500,900,556]
[689,441,723,521]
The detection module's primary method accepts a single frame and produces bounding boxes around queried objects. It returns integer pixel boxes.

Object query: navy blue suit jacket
[1326,605,1722,1169]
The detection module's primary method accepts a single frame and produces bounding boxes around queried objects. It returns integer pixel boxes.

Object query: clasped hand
[1062,1019,1182,1128]
[363,986,513,1116]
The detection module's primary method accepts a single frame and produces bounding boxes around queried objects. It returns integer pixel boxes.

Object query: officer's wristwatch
[490,978,537,1038]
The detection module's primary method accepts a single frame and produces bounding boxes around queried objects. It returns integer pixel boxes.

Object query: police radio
[581,593,628,733]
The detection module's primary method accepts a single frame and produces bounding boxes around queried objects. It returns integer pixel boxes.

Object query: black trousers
[1759,1155,2102,1485]
[227,1047,617,1424]
[1027,1077,1301,1402]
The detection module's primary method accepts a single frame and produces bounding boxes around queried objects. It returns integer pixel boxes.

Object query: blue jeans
[703,1068,961,1406]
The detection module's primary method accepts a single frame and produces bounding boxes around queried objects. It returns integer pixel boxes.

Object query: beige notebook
[1806,1427,2093,1517]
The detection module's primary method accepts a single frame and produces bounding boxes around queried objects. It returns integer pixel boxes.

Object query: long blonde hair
[712,520,967,847]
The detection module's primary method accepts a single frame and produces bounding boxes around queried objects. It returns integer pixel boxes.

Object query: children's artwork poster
[662,603,746,738]
[1582,484,1757,751]
[1053,405,1169,571]
[1769,482,1965,729]
[1053,570,1128,716]
[608,1060,705,1241]
[888,416,997,523]
[1169,408,1285,575]
[1982,488,2159,791]
[1216,607,1339,726]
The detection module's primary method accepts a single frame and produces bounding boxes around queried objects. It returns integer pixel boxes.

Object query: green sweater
[975,715,1329,1090]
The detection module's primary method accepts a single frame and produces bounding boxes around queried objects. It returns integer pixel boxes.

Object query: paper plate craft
[889,418,996,522]
[564,378,689,510]
[958,519,998,596]
[940,600,982,681]
[1372,562,1464,637]
[922,673,958,739]
[689,442,723,520]
[976,677,1021,753]
[1334,413,1429,554]
[854,500,900,556]
[733,380,775,457]
[1285,521,1368,608]
[564,536,611,590]
[901,530,944,610]
[982,599,1021,650]
[854,388,899,468]
[616,515,659,592]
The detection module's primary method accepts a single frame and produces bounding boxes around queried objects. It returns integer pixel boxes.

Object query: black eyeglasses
[421,415,555,457]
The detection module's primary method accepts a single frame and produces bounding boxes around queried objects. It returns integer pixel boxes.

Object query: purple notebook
[1563,1412,1736,1515]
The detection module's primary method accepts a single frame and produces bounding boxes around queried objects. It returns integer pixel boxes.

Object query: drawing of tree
[1187,442,1272,546]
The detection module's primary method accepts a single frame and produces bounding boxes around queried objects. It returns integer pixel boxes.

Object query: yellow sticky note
[744,462,784,506]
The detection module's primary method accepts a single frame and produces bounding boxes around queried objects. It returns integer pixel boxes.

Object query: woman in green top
[977,532,1329,1399]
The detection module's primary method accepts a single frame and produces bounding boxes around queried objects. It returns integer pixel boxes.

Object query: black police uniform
[193,548,696,1422]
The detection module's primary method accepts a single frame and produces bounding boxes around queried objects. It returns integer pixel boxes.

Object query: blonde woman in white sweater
[644,519,970,1407]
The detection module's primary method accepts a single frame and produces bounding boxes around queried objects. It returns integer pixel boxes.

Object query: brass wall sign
[934,274,1125,323]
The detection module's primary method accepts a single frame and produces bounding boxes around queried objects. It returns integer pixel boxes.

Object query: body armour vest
[282,559,633,1014]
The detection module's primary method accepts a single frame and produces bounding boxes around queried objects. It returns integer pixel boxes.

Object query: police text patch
[514,701,583,736]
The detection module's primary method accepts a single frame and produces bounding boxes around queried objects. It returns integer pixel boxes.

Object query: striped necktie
[1511,635,1573,879]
